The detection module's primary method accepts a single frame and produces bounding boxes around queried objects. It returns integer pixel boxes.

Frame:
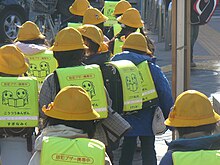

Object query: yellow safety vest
[113,37,125,55]
[104,1,118,27]
[113,24,122,36]
[67,22,82,29]
[26,50,58,90]
[106,60,142,112]
[56,64,108,118]
[173,150,220,165]
[137,61,158,107]
[0,77,39,127]
[41,136,105,165]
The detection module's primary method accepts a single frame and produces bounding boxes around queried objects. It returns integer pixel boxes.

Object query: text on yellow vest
[41,136,106,165]
[56,64,108,118]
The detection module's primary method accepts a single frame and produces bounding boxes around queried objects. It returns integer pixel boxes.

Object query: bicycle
[30,0,61,44]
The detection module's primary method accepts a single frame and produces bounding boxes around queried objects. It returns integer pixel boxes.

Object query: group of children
[0,0,220,165]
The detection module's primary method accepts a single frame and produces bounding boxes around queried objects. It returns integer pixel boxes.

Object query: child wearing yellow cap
[29,86,112,165]
[14,21,48,50]
[111,32,173,165]
[160,90,220,165]
[104,0,132,44]
[14,21,57,90]
[83,8,109,42]
[14,21,49,60]
[77,24,110,67]
[39,26,130,163]
[69,0,92,22]
[39,27,87,118]
[108,8,155,55]
[113,0,132,18]
[0,45,33,165]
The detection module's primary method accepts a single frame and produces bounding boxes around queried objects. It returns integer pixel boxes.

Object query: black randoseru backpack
[101,65,124,114]
[192,0,219,25]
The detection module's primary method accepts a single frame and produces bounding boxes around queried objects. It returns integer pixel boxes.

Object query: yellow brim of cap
[0,62,28,75]
[50,44,88,51]
[43,105,100,121]
[164,110,220,127]
[14,34,45,42]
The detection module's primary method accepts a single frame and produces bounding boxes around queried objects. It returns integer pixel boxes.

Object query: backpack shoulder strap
[53,70,61,95]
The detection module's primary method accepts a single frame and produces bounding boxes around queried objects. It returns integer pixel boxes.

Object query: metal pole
[171,0,177,100]
[141,0,146,21]
[152,0,158,33]
[172,0,191,98]
[172,0,191,140]
[162,0,166,40]
[175,0,185,95]
[185,0,191,89]
[171,0,177,140]
[146,0,152,27]
[165,2,172,50]
[158,0,162,41]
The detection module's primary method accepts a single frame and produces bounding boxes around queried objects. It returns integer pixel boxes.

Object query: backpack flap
[0,77,39,128]
[56,64,108,119]
[104,60,143,113]
[41,136,106,165]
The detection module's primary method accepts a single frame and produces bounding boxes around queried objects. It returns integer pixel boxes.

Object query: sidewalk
[113,17,220,165]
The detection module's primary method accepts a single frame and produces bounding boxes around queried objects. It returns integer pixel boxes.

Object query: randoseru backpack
[191,0,219,25]
[101,60,143,114]
[41,137,106,165]
[101,63,124,114]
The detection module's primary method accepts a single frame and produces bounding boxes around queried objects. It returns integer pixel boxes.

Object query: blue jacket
[111,51,173,136]
[159,133,220,165]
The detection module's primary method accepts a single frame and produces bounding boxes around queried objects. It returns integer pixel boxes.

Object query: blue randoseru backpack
[191,0,219,25]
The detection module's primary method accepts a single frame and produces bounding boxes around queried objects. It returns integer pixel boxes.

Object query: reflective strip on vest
[26,50,58,90]
[67,22,82,29]
[137,61,158,103]
[0,77,39,127]
[41,136,105,165]
[106,60,142,112]
[113,24,122,36]
[104,1,118,26]
[113,38,124,55]
[172,150,220,165]
[0,116,38,120]
[56,64,108,118]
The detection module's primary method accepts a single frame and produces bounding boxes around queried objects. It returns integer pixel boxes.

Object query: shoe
[191,62,196,67]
